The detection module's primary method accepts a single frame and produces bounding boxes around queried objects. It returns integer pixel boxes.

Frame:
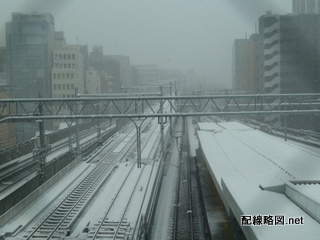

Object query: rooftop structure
[198,121,320,239]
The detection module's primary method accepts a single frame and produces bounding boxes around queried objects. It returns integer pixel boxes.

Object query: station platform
[198,122,320,240]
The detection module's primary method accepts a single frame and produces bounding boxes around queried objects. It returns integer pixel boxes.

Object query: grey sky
[0,0,292,87]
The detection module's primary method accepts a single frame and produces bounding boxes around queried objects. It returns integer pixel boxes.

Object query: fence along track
[22,120,151,239]
[87,118,160,240]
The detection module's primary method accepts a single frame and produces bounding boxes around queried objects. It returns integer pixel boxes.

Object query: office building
[293,0,320,14]
[6,12,55,142]
[52,44,85,129]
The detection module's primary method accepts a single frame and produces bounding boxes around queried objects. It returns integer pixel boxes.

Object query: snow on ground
[198,121,320,240]
[151,139,179,240]
[1,162,94,233]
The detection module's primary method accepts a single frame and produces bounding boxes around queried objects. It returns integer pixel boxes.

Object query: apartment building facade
[51,45,85,129]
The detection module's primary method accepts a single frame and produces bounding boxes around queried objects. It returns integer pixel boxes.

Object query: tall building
[6,12,55,98]
[132,65,159,85]
[104,55,132,87]
[6,12,55,142]
[0,47,7,86]
[0,85,15,149]
[293,0,320,14]
[52,44,85,129]
[89,46,122,93]
[259,12,320,129]
[232,34,260,94]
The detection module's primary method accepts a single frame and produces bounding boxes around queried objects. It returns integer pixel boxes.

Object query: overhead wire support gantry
[1,93,320,169]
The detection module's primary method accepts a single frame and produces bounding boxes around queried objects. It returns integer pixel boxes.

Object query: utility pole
[75,88,80,157]
[159,86,165,161]
[33,93,50,185]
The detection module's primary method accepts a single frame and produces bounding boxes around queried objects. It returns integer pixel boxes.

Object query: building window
[67,84,70,90]
[72,54,75,59]
[62,73,65,79]
[71,83,75,90]
[66,73,70,79]
[62,84,65,90]
[63,54,67,60]
[71,73,74,79]
[58,84,61,90]
[58,73,61,79]
[64,64,67,68]
[53,84,57,90]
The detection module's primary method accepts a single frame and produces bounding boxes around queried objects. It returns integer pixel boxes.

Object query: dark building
[89,46,121,93]
[232,35,260,94]
[293,0,320,14]
[259,12,320,129]
[6,12,55,142]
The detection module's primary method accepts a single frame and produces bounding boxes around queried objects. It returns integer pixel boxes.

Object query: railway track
[19,115,161,239]
[0,123,115,194]
[172,117,209,240]
[87,118,162,240]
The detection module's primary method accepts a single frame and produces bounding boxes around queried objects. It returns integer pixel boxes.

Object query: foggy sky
[0,0,292,88]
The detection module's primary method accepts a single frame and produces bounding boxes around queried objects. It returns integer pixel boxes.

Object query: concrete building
[293,0,320,14]
[89,46,122,93]
[259,12,320,129]
[52,44,85,129]
[0,85,15,149]
[232,35,260,94]
[132,65,159,85]
[6,12,55,142]
[104,55,132,87]
[86,67,102,94]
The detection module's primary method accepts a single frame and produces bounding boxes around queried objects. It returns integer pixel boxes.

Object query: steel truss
[1,93,320,122]
[1,93,320,171]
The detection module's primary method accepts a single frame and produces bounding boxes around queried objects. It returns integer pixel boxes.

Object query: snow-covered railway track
[87,119,161,240]
[21,120,152,240]
[23,150,119,239]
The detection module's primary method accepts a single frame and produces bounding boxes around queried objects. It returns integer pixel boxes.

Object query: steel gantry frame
[1,93,320,172]
[1,93,320,120]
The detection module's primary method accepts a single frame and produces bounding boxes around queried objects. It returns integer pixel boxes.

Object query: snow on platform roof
[198,121,320,240]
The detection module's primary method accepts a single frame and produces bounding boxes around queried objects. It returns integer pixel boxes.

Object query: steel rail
[0,124,114,194]
[88,116,160,239]
[22,120,147,239]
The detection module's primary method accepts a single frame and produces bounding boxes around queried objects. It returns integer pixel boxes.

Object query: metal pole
[67,122,72,152]
[169,82,173,136]
[38,93,46,184]
[97,103,102,145]
[284,96,288,141]
[160,86,165,161]
[137,124,141,168]
[75,88,80,157]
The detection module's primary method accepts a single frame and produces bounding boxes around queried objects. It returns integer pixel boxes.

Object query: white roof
[198,121,320,240]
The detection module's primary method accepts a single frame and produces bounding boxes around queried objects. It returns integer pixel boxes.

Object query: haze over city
[0,0,291,88]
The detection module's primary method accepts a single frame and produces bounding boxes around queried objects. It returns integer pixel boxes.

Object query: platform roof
[198,122,320,240]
